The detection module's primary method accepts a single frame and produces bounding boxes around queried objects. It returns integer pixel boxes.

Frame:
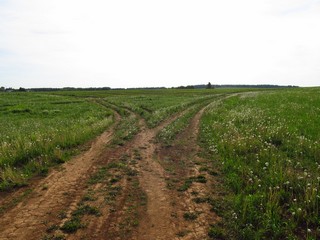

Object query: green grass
[156,96,221,145]
[199,88,320,239]
[178,175,207,192]
[60,217,83,233]
[55,88,247,128]
[111,113,140,146]
[0,92,114,190]
[4,87,318,239]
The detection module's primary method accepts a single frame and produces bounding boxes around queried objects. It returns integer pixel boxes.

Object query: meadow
[0,92,113,190]
[0,87,319,239]
[200,88,320,239]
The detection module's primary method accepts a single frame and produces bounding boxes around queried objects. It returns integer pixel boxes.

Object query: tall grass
[200,88,320,239]
[0,93,113,190]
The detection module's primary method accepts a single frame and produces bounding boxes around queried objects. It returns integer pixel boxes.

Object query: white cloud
[0,0,319,88]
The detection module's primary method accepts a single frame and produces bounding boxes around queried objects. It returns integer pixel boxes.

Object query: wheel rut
[156,102,222,240]
[130,121,178,240]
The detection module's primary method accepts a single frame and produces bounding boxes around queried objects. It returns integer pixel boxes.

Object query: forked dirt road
[0,102,220,240]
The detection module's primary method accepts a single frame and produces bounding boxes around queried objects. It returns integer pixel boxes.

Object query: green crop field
[0,87,319,239]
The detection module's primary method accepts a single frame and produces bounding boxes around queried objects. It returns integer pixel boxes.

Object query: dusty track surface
[156,104,221,240]
[0,102,220,240]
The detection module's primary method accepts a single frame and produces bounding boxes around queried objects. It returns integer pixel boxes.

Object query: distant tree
[206,82,212,89]
[0,86,5,92]
[18,87,26,92]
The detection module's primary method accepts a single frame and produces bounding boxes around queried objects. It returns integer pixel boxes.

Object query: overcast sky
[0,0,320,88]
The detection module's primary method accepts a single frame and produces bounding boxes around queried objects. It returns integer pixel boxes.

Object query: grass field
[200,88,320,239]
[0,87,319,239]
[0,93,113,190]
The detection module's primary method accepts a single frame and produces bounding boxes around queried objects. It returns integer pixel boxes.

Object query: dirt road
[0,103,220,240]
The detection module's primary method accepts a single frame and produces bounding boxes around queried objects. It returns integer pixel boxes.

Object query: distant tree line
[175,85,195,89]
[0,84,299,93]
[0,87,111,92]
[0,87,27,92]
[193,84,299,89]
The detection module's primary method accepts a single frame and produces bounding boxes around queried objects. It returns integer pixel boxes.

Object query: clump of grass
[183,212,198,221]
[60,203,100,234]
[109,176,121,184]
[178,175,207,192]
[178,179,193,192]
[191,175,207,183]
[60,217,83,233]
[87,167,108,184]
[81,192,96,202]
[72,204,101,217]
